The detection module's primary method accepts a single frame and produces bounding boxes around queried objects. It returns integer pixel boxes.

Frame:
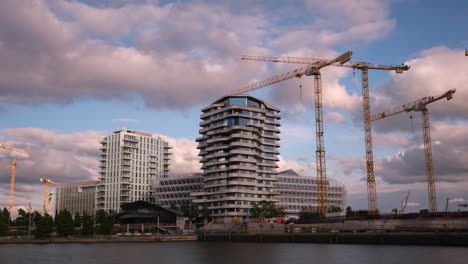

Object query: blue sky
[0,0,467,214]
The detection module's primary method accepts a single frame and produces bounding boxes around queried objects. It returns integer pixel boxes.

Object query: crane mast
[233,51,353,217]
[1,144,28,219]
[40,178,59,215]
[371,89,456,212]
[7,159,18,219]
[240,55,409,215]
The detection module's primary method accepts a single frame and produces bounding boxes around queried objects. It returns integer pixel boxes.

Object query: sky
[0,0,467,216]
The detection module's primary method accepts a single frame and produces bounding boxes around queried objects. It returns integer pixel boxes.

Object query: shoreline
[0,235,198,244]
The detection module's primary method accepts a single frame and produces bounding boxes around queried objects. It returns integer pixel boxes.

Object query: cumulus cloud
[374,121,468,184]
[277,156,308,176]
[153,134,201,174]
[449,198,466,203]
[0,0,395,112]
[372,46,468,130]
[0,127,202,212]
[326,111,347,124]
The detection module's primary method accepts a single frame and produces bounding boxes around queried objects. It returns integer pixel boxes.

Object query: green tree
[299,206,317,217]
[169,203,180,211]
[35,214,53,238]
[346,206,353,214]
[74,212,82,227]
[81,212,94,236]
[328,205,343,213]
[14,208,29,226]
[98,215,113,235]
[55,210,74,237]
[249,201,285,219]
[180,202,199,219]
[0,208,9,236]
[200,203,211,223]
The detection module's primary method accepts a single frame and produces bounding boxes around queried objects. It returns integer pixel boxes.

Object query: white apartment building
[97,129,172,213]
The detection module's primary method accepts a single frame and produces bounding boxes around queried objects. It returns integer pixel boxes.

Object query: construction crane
[400,190,411,214]
[371,89,456,213]
[445,198,450,213]
[240,55,410,215]
[231,51,353,217]
[39,178,59,215]
[1,144,28,219]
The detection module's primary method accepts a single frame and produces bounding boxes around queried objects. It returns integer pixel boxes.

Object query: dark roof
[120,201,184,216]
[279,169,299,176]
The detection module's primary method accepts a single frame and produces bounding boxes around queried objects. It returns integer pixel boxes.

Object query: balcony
[122,147,132,154]
[122,154,131,160]
[121,166,131,172]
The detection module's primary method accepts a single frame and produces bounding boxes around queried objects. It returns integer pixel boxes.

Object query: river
[1,242,467,264]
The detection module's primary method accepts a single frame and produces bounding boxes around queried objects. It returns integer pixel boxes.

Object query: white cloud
[0,0,395,112]
[449,198,467,203]
[326,111,346,124]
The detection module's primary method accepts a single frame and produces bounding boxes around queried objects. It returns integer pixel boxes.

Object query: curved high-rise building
[193,95,281,222]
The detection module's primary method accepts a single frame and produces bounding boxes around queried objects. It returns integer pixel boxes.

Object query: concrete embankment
[199,232,468,247]
[0,235,197,244]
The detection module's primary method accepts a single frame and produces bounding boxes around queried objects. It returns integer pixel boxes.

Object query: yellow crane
[40,178,59,215]
[400,190,411,214]
[371,89,456,212]
[1,144,28,219]
[230,51,353,217]
[240,55,409,215]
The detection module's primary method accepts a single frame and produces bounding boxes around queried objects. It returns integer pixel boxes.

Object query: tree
[200,203,211,223]
[249,201,285,219]
[35,214,53,238]
[95,210,113,235]
[74,212,82,227]
[299,206,317,217]
[81,212,94,236]
[0,208,8,236]
[170,203,180,211]
[15,208,29,226]
[55,210,74,237]
[180,202,199,219]
[328,205,343,213]
[346,206,353,214]
[98,215,113,235]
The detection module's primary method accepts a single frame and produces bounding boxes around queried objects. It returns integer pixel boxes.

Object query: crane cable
[409,115,414,135]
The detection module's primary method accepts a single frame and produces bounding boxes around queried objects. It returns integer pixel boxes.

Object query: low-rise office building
[152,170,347,216]
[152,173,203,207]
[55,181,99,216]
[275,170,347,214]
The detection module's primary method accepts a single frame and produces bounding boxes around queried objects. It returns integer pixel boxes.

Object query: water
[1,242,467,264]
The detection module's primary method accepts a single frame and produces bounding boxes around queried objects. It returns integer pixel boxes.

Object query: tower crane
[1,144,28,219]
[40,178,59,215]
[229,51,353,217]
[240,55,410,215]
[400,190,411,214]
[370,89,456,213]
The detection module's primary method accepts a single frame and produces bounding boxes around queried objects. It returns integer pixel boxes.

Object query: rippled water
[1,242,468,264]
